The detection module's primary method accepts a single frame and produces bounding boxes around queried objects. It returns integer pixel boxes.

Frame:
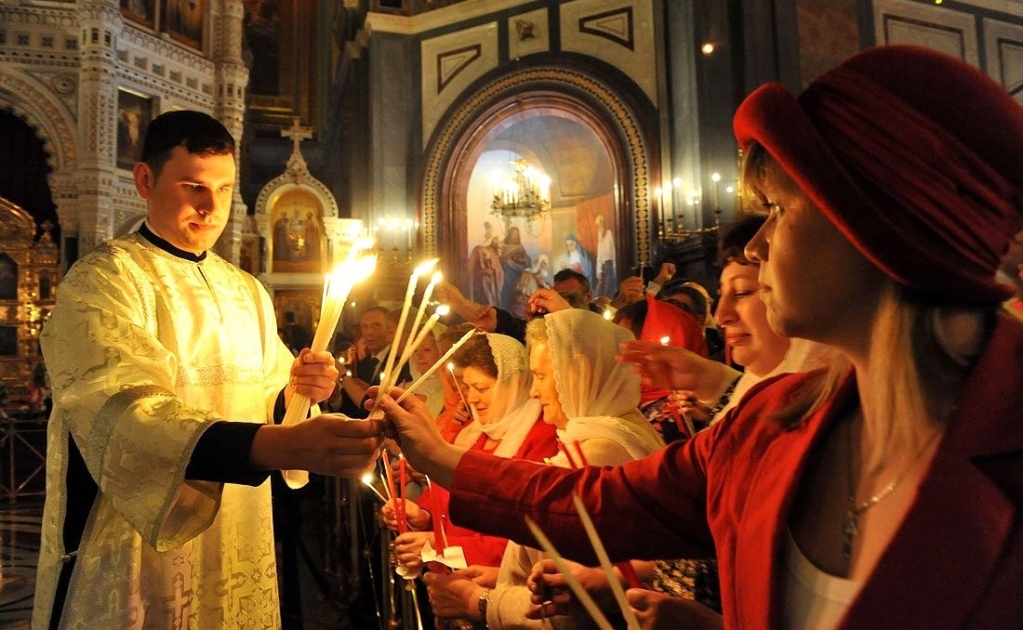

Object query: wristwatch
[477,589,491,624]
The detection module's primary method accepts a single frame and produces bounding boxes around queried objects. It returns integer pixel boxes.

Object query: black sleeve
[185,421,271,486]
[493,307,527,343]
[272,388,287,424]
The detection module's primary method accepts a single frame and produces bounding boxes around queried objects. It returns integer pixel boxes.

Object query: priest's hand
[287,348,340,405]
[628,589,723,630]
[381,498,431,532]
[423,569,485,622]
[249,413,384,477]
[373,385,467,488]
[394,531,434,571]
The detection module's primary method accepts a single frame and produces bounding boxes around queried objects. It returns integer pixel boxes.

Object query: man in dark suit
[335,305,408,418]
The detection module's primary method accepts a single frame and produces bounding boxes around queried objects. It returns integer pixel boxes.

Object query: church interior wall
[0,0,1021,341]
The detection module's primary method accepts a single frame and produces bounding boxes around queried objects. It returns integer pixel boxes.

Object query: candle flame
[361,473,375,486]
[353,254,377,281]
[413,257,440,276]
[435,304,450,317]
[430,270,443,284]
[603,309,612,320]
[446,361,455,372]
[660,336,670,345]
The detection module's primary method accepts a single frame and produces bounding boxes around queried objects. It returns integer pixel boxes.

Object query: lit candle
[391,304,450,384]
[394,272,442,372]
[360,473,388,503]
[570,493,642,629]
[448,361,471,413]
[369,258,439,418]
[283,240,376,428]
[395,329,476,403]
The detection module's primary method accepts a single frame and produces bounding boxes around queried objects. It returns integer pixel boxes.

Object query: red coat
[449,315,1023,628]
[421,417,557,567]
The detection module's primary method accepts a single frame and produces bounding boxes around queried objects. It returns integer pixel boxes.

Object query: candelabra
[658,171,736,246]
[373,216,418,264]
[490,158,551,222]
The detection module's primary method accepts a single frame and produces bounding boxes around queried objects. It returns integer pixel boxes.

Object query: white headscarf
[474,333,542,457]
[542,309,663,457]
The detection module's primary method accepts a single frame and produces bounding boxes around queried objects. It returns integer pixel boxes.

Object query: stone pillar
[74,0,123,254]
[211,0,250,263]
[47,170,79,270]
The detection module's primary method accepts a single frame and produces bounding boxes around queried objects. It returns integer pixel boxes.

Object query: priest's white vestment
[35,233,295,629]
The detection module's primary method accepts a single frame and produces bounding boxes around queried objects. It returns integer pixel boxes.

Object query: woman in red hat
[377,45,1023,629]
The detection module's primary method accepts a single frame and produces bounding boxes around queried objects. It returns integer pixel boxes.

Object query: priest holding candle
[34,111,385,630]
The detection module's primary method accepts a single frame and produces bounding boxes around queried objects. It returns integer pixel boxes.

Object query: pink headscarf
[638,293,707,405]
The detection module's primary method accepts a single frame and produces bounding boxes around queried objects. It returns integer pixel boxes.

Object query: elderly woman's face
[744,170,884,345]
[528,341,569,429]
[714,261,789,376]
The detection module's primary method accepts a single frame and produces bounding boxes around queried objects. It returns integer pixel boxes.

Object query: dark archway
[0,110,59,244]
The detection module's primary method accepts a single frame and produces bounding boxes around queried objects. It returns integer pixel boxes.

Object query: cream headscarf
[542,309,663,458]
[474,333,542,457]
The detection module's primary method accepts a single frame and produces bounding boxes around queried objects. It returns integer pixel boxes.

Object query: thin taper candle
[360,474,388,503]
[571,493,642,629]
[395,329,476,403]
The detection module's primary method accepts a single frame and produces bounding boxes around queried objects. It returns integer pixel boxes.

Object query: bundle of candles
[281,239,377,488]
[359,466,467,572]
[526,493,642,630]
[366,258,477,417]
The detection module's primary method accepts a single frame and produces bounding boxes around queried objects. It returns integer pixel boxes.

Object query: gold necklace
[841,421,942,561]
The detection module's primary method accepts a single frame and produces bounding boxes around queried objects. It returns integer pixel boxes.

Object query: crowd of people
[35,44,1022,630]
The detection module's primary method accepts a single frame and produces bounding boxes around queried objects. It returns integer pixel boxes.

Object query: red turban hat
[734,45,1023,304]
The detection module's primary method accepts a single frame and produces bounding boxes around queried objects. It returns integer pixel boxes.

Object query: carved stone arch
[0,67,76,172]
[254,173,340,221]
[421,61,659,281]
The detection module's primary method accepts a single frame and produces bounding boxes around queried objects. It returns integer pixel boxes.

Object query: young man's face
[134,146,236,254]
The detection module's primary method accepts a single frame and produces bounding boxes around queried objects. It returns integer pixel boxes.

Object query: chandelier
[490,158,551,221]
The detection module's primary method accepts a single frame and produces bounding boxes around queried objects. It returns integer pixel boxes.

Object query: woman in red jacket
[379,46,1023,629]
[383,333,557,571]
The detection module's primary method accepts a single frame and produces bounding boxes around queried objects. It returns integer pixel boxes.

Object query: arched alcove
[421,62,659,305]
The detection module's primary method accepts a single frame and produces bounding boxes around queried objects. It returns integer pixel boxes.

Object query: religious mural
[465,149,618,316]
[269,189,325,274]
[116,89,152,170]
[120,0,157,29]
[165,0,205,49]
[119,0,205,49]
